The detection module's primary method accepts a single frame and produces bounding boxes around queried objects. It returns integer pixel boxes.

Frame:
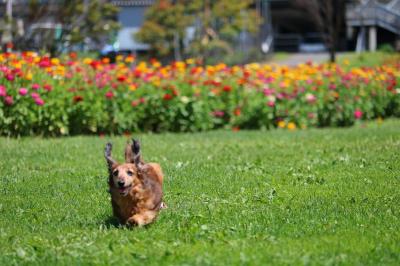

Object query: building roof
[111,0,155,6]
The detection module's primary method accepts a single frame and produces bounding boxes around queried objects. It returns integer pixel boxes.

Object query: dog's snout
[117,181,125,188]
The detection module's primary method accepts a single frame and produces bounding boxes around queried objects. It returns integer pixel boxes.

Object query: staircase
[346,0,400,35]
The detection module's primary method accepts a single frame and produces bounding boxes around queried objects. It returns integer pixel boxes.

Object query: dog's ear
[105,142,118,174]
[124,140,134,163]
[132,139,141,165]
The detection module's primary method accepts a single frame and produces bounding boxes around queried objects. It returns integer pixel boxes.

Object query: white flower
[267,95,276,102]
[180,96,190,104]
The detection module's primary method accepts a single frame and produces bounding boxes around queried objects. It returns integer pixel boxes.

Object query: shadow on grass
[103,216,121,228]
[102,216,154,229]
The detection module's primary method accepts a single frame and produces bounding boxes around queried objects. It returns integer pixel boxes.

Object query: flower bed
[0,52,399,136]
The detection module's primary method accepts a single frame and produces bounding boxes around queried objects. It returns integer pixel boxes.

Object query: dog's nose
[117,181,125,188]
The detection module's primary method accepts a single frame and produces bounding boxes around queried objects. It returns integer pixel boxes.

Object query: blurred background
[1,0,400,64]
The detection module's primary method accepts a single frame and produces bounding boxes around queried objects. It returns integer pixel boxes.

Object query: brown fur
[105,140,164,226]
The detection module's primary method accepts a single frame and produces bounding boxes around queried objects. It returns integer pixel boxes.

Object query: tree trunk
[329,47,336,63]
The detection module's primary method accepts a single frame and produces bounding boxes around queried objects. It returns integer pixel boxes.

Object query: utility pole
[1,0,13,50]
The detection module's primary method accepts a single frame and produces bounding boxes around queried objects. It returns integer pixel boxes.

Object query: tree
[136,0,193,61]
[12,0,120,54]
[295,0,346,63]
[188,0,261,63]
[136,0,261,62]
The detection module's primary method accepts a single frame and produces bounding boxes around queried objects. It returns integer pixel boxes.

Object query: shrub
[0,52,399,136]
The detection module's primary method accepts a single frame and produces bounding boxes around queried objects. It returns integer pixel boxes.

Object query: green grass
[337,51,400,68]
[0,120,399,265]
[271,52,290,62]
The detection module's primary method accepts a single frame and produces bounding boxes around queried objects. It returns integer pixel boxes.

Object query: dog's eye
[113,170,119,176]
[127,171,133,176]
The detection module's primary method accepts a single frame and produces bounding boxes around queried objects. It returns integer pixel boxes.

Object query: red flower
[73,95,84,103]
[234,107,241,116]
[163,94,173,101]
[105,91,114,99]
[131,100,139,107]
[69,52,77,60]
[117,76,126,82]
[43,84,53,92]
[223,85,232,92]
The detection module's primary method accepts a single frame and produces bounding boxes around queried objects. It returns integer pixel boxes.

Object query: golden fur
[105,140,164,226]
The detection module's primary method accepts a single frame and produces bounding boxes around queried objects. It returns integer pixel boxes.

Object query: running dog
[104,139,164,226]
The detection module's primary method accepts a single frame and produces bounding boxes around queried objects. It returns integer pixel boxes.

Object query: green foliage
[136,0,193,58]
[0,120,399,264]
[378,43,395,53]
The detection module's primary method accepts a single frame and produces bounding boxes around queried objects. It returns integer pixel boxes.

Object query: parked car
[299,33,327,53]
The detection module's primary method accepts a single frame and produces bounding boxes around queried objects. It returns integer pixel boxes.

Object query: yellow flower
[125,55,135,63]
[83,58,92,64]
[25,71,33,80]
[287,122,296,131]
[116,55,123,62]
[186,58,195,65]
[152,61,161,68]
[129,84,137,91]
[51,58,60,65]
[278,121,286,128]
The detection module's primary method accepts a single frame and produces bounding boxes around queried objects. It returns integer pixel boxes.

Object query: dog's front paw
[126,216,138,226]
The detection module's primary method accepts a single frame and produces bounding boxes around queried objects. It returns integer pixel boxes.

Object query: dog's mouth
[118,184,132,195]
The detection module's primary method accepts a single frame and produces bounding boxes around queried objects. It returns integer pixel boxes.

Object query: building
[346,0,400,51]
[111,0,154,52]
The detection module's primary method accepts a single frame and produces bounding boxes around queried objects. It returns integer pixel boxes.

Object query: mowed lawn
[0,121,399,265]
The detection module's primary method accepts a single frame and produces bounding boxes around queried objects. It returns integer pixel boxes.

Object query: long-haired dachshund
[104,139,165,226]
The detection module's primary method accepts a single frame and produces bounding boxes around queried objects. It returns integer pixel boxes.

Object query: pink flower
[329,83,337,90]
[264,76,274,83]
[266,101,275,107]
[34,97,45,106]
[305,93,317,104]
[105,91,114,99]
[263,88,274,96]
[276,93,285,100]
[212,110,225,118]
[32,84,40,90]
[354,109,363,119]
[0,85,6,97]
[31,92,40,99]
[4,95,13,106]
[6,74,14,81]
[19,88,28,96]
